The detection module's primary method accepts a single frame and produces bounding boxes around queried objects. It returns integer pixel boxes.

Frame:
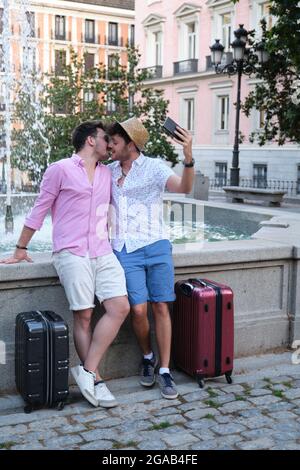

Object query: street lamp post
[210,25,269,187]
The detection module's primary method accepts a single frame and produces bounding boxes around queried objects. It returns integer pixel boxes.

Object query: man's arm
[0,226,36,264]
[166,127,195,194]
[0,163,62,264]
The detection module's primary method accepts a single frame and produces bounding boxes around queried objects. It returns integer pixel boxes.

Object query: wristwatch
[183,158,195,168]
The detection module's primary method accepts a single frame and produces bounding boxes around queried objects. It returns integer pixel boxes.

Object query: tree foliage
[12,46,178,186]
[233,0,300,145]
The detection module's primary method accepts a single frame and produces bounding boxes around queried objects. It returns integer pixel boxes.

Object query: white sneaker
[71,365,98,407]
[94,381,118,408]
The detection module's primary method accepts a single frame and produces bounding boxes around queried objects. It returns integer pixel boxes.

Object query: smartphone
[162,117,184,142]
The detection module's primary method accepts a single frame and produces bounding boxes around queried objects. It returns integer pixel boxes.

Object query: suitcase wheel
[196,374,205,389]
[24,404,33,414]
[225,372,233,384]
[57,402,65,411]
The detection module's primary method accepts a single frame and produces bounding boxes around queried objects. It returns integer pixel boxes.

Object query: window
[107,54,119,79]
[82,89,95,111]
[26,11,35,37]
[107,92,117,114]
[253,164,267,188]
[221,13,232,51]
[0,8,3,35]
[218,95,229,131]
[24,46,36,71]
[260,2,273,30]
[55,16,66,40]
[183,98,195,132]
[187,22,196,59]
[0,45,3,72]
[84,53,94,71]
[108,22,118,46]
[215,162,228,187]
[130,25,135,47]
[85,20,95,43]
[154,31,162,66]
[55,50,66,75]
[297,165,300,195]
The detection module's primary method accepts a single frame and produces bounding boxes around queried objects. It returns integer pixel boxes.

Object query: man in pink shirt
[1,121,129,408]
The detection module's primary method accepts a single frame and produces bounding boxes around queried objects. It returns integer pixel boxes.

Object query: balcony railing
[105,36,124,47]
[142,65,163,79]
[206,52,233,71]
[174,59,198,75]
[209,178,300,196]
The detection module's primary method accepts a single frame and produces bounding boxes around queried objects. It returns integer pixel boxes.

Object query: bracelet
[183,158,195,168]
[16,244,28,250]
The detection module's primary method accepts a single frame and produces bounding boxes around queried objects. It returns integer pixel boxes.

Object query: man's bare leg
[84,296,129,377]
[131,303,152,355]
[151,302,172,368]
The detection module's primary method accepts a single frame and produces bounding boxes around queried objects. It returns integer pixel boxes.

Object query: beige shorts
[52,250,128,311]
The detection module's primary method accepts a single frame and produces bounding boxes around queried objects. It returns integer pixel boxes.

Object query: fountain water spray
[2,0,13,233]
[1,0,50,233]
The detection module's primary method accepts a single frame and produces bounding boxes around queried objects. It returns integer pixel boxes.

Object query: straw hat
[118,117,149,151]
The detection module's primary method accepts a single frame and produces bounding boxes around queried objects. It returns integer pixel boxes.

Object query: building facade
[0,0,135,189]
[135,0,300,194]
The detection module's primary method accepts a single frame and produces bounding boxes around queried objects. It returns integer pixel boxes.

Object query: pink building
[135,1,300,193]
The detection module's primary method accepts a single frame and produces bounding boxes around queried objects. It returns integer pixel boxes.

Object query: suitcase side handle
[179,282,194,297]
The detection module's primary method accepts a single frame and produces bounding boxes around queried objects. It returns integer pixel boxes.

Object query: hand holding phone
[162,117,184,142]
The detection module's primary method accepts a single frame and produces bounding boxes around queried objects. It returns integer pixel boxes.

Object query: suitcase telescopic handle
[188,278,208,287]
[179,282,194,297]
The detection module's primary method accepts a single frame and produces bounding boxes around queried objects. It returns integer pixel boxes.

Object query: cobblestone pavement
[0,352,300,451]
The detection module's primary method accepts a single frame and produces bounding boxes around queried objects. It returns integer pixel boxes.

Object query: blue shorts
[114,240,175,306]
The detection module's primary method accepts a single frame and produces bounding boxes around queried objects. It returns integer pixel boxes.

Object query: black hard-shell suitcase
[15,311,69,413]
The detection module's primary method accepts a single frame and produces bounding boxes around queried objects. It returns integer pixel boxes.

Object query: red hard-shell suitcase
[172,278,234,388]
[15,310,69,413]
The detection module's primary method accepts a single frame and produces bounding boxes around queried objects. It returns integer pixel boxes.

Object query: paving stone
[270,376,293,384]
[0,424,28,440]
[234,415,275,430]
[274,422,300,433]
[28,416,70,431]
[137,440,168,450]
[150,415,187,427]
[241,427,274,440]
[237,409,264,418]
[249,388,272,397]
[271,431,299,442]
[211,423,247,435]
[284,388,300,400]
[263,402,295,413]
[181,390,210,402]
[219,401,251,413]
[80,428,119,442]
[184,407,220,420]
[79,440,114,450]
[271,384,289,392]
[118,420,152,433]
[184,418,217,431]
[43,434,83,449]
[269,411,298,421]
[188,429,216,441]
[21,430,59,443]
[153,407,181,417]
[177,402,208,412]
[72,411,109,424]
[271,443,300,450]
[10,442,46,450]
[58,424,87,434]
[220,385,245,394]
[214,415,231,424]
[190,440,216,450]
[213,393,237,405]
[291,380,300,388]
[248,395,282,406]
[237,437,275,450]
[162,432,200,447]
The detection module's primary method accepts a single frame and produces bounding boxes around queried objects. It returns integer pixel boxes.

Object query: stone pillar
[190,171,209,201]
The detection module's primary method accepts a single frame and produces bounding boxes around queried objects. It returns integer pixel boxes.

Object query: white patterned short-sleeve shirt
[108,153,175,253]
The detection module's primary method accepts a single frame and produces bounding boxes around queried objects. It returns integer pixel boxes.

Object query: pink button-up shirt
[25,154,112,258]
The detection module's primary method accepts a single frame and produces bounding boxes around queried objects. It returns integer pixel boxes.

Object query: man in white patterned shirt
[108,117,194,399]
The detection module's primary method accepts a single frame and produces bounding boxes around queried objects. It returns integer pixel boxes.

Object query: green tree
[12,47,178,186]
[233,0,300,145]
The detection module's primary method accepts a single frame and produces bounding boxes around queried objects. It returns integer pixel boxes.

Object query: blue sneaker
[157,373,178,399]
[140,354,158,387]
